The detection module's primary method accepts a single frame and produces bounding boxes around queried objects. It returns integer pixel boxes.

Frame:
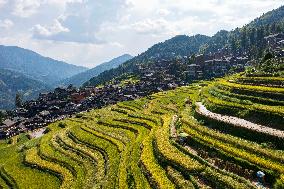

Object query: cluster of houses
[0,76,181,139]
[2,34,284,139]
[187,54,248,79]
[0,42,255,139]
[265,33,284,57]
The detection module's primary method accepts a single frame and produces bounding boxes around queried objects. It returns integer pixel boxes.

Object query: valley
[0,3,283,189]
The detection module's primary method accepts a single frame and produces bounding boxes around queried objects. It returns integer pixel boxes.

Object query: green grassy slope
[0,73,283,188]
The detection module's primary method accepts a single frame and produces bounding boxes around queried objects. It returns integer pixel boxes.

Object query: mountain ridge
[84,5,284,87]
[0,45,88,109]
[0,45,88,85]
[84,34,211,86]
[60,54,133,87]
[0,68,50,109]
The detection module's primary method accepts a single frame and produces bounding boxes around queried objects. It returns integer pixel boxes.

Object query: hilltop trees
[0,111,5,124]
[15,93,23,108]
[262,52,274,62]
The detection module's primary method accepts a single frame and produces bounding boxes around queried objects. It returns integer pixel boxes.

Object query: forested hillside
[0,69,50,109]
[85,5,284,87]
[0,45,87,85]
[0,45,88,109]
[84,35,210,87]
[203,5,284,56]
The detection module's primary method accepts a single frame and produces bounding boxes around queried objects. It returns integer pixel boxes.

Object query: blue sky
[0,0,283,68]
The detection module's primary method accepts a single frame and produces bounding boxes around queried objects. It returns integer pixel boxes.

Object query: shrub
[58,122,67,128]
[43,127,51,134]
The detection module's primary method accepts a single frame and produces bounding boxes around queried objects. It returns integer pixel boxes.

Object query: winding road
[196,102,284,139]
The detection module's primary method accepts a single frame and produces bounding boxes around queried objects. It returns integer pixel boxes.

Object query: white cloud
[157,9,170,16]
[32,19,69,37]
[32,25,50,36]
[44,0,83,5]
[0,19,14,29]
[133,19,166,34]
[0,0,6,8]
[28,0,128,44]
[11,0,83,18]
[0,0,284,67]
[12,0,41,18]
[0,33,128,68]
[109,42,124,48]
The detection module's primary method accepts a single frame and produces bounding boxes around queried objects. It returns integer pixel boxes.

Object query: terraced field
[0,74,283,189]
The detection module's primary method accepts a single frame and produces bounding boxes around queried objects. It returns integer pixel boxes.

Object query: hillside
[202,5,284,56]
[0,69,283,188]
[0,45,88,85]
[0,69,50,109]
[135,34,210,61]
[249,5,284,28]
[84,35,210,86]
[85,6,284,87]
[1,5,284,189]
[60,54,133,87]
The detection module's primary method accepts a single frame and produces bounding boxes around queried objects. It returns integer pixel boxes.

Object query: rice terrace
[0,1,284,189]
[1,65,284,188]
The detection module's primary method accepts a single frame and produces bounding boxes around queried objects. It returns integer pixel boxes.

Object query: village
[1,33,283,139]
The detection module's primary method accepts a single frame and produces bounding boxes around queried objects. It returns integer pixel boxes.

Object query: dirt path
[196,102,284,139]
[170,115,178,138]
[170,115,198,155]
[29,127,46,139]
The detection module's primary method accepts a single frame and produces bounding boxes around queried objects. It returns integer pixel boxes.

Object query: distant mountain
[0,69,50,109]
[0,45,88,109]
[60,54,133,87]
[84,34,210,86]
[0,45,88,85]
[85,5,284,87]
[135,34,210,61]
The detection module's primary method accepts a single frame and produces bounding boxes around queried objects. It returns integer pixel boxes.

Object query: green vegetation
[15,93,23,108]
[202,76,284,131]
[246,57,284,77]
[106,73,140,87]
[0,69,284,188]
[0,110,6,124]
[0,68,51,109]
[84,6,284,88]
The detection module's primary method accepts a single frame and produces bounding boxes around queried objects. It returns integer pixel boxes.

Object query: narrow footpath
[196,102,284,139]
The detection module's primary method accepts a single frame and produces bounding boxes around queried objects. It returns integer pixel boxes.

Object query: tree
[67,84,75,90]
[188,54,196,64]
[0,111,5,124]
[229,36,237,54]
[15,93,23,108]
[256,27,265,47]
[275,24,282,33]
[270,23,275,33]
[262,52,274,62]
[249,28,256,46]
[240,28,247,52]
